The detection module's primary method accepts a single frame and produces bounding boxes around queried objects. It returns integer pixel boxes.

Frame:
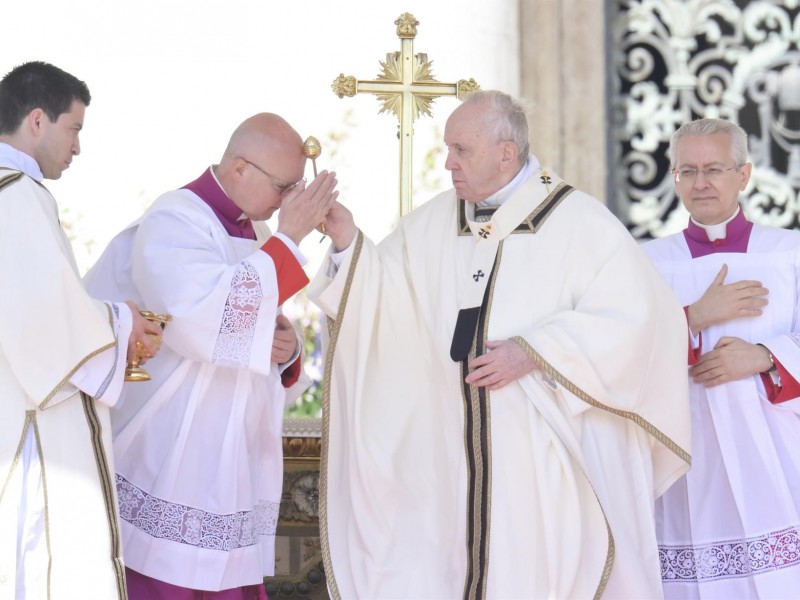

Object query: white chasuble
[83,190,304,591]
[644,225,800,598]
[310,170,691,599]
[0,170,127,599]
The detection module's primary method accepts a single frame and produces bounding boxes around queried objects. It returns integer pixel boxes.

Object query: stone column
[520,0,609,203]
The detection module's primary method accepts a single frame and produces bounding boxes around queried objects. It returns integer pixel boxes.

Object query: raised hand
[277,170,339,245]
[687,264,768,333]
[323,200,357,252]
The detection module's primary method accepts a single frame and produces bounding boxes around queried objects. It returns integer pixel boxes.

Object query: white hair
[669,118,749,167]
[461,90,531,164]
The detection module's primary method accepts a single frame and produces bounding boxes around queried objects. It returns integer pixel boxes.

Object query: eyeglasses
[672,165,739,184]
[242,158,304,195]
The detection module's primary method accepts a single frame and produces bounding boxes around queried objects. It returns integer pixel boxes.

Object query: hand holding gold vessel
[125,310,172,382]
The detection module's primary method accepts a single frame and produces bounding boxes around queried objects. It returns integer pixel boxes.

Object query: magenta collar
[683,208,752,258]
[182,167,255,240]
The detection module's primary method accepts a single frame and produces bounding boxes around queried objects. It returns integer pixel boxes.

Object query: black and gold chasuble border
[318,229,365,600]
[0,169,24,192]
[81,394,127,599]
[456,182,575,236]
[0,169,49,195]
[459,242,504,600]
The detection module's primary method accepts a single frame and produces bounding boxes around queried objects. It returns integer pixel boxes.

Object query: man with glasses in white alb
[83,113,338,599]
[643,118,800,598]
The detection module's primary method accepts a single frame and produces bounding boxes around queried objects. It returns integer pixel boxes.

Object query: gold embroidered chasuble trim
[39,304,117,410]
[0,412,54,597]
[457,180,575,237]
[30,414,54,598]
[319,230,365,600]
[507,332,696,598]
[510,336,692,466]
[0,413,33,507]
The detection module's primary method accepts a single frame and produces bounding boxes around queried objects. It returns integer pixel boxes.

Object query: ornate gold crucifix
[331,12,480,218]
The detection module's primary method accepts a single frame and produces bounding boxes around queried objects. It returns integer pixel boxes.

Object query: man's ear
[739,162,753,191]
[26,108,45,136]
[500,141,519,172]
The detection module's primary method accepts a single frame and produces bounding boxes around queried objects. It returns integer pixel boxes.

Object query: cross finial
[332,13,480,218]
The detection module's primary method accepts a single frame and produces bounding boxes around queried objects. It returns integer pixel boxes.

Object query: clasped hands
[687,264,772,387]
[276,169,356,251]
[277,170,340,246]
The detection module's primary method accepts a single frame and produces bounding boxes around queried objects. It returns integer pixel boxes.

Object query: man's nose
[693,169,714,188]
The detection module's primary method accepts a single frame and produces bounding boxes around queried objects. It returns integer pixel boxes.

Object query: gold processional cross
[331,12,480,218]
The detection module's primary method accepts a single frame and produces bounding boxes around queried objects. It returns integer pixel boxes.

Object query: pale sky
[2,0,518,272]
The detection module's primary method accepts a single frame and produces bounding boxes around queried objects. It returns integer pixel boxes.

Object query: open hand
[687,264,768,333]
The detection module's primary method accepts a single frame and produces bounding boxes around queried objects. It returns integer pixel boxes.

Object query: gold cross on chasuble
[331,12,480,219]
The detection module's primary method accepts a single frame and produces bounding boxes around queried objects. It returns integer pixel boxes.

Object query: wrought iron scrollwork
[613,0,800,237]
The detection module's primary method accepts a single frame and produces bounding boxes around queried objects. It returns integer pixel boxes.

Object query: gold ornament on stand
[303,136,327,238]
[125,310,172,382]
[302,136,321,177]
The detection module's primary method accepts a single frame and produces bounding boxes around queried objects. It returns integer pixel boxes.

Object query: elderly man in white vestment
[83,113,338,599]
[310,89,692,599]
[643,118,800,598]
[0,61,162,599]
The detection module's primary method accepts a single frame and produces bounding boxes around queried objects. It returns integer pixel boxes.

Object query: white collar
[476,154,541,208]
[0,142,44,181]
[690,206,740,241]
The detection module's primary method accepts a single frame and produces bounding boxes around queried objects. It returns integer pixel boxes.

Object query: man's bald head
[217,113,307,221]
[221,113,303,166]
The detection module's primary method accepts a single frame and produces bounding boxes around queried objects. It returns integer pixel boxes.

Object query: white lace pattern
[660,525,800,582]
[116,474,279,551]
[212,261,262,367]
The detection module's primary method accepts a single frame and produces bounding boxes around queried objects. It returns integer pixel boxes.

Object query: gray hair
[669,118,749,168]
[462,90,531,164]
